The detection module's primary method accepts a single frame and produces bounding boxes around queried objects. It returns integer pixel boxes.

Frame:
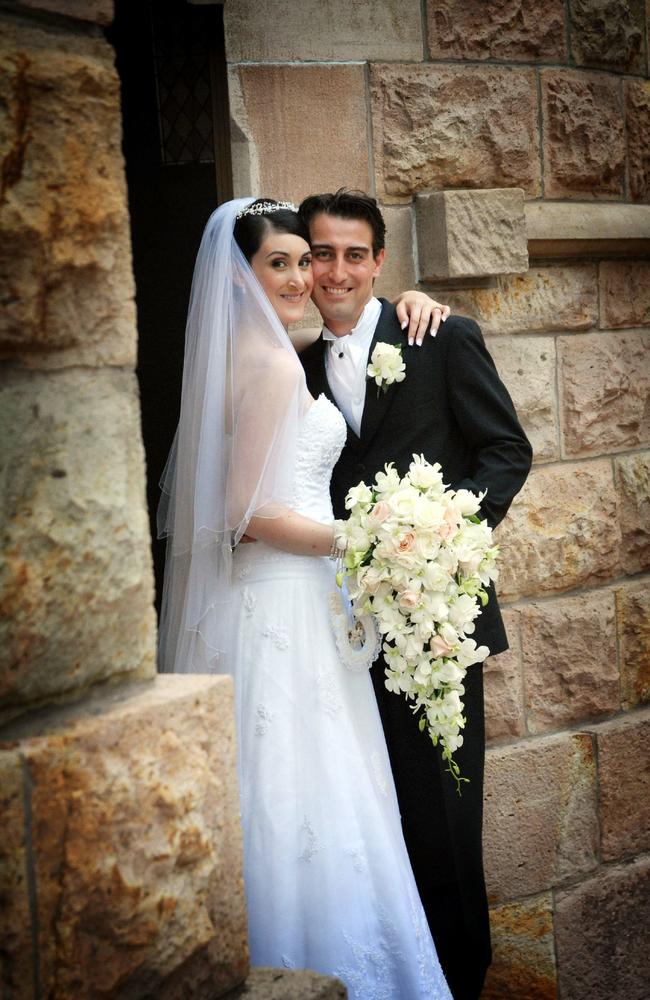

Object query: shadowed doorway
[107,0,233,614]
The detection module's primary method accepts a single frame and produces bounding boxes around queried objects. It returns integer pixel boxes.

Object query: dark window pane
[151,2,215,165]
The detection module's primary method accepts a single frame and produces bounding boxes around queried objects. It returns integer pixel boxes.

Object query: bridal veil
[157,198,311,674]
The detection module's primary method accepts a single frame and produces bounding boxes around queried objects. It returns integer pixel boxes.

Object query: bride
[158,197,453,999]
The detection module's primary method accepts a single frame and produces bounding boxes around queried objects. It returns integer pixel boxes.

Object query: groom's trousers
[370,659,491,1000]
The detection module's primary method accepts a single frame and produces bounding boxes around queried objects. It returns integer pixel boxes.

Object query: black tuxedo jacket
[300,299,532,656]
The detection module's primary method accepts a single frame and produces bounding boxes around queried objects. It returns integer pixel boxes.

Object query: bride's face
[250,231,313,329]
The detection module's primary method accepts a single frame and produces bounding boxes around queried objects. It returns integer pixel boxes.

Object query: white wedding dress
[226,395,452,1000]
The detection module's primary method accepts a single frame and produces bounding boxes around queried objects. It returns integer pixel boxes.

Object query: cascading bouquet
[333,454,499,792]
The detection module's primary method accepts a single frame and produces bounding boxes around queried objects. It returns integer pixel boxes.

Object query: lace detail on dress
[254,705,274,736]
[409,889,446,996]
[288,395,346,518]
[316,670,343,716]
[334,908,405,1000]
[262,623,290,650]
[242,588,256,616]
[347,847,368,873]
[298,815,319,863]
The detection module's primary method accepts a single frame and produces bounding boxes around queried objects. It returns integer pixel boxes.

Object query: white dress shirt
[322,297,382,437]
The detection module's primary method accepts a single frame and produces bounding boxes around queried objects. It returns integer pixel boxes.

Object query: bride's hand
[394,291,451,347]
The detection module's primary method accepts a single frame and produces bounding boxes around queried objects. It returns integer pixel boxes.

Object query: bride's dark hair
[233,199,310,263]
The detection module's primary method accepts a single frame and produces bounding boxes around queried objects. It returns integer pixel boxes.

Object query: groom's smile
[309,214,385,337]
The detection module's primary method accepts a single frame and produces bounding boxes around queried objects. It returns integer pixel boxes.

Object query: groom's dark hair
[299,189,386,258]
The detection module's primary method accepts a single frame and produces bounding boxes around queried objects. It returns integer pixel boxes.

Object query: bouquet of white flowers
[334,454,499,792]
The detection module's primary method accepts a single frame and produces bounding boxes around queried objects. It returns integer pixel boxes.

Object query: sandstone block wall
[224,3,650,997]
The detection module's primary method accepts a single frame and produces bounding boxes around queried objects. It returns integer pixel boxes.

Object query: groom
[298,189,532,999]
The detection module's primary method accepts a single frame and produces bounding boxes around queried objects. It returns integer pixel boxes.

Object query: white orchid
[345,482,373,509]
[367,341,406,391]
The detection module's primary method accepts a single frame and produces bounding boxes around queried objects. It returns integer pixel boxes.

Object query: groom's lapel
[310,337,335,403]
[358,300,404,452]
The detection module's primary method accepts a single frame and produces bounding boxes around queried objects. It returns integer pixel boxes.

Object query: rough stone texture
[370,64,540,203]
[627,80,650,203]
[226,968,347,999]
[541,69,626,199]
[600,260,650,328]
[615,452,650,574]
[17,0,113,24]
[614,578,650,708]
[591,710,650,862]
[374,205,417,303]
[0,676,249,1000]
[0,749,32,998]
[570,0,645,74]
[486,336,558,462]
[484,608,525,744]
[494,461,621,601]
[0,21,136,369]
[427,0,567,63]
[483,894,557,1000]
[555,856,650,1000]
[229,65,369,204]
[225,0,422,62]
[416,188,528,281]
[484,732,598,902]
[450,264,599,336]
[519,592,619,735]
[559,332,650,457]
[0,368,156,723]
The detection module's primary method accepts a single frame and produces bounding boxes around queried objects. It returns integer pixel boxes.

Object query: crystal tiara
[236,200,298,219]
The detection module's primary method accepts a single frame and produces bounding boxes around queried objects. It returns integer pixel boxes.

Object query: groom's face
[308,213,385,336]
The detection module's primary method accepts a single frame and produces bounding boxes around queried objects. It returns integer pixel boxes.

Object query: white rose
[423,561,451,592]
[360,565,385,595]
[411,495,445,530]
[407,454,446,490]
[387,487,419,520]
[368,500,393,528]
[346,522,373,553]
[453,488,485,517]
[398,589,420,611]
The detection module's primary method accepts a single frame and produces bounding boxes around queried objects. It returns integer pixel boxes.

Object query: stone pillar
[0,3,249,996]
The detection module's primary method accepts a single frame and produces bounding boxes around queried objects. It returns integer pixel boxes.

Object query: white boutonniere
[366,342,406,394]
